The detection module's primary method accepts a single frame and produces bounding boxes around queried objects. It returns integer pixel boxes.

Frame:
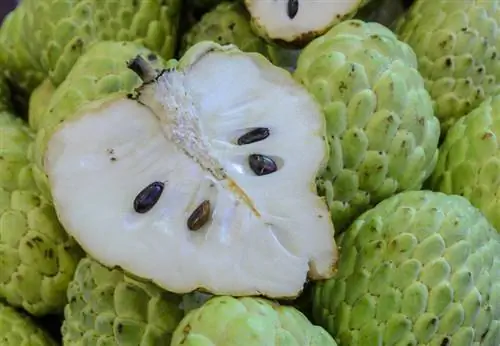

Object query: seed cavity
[248,154,278,176]
[133,181,165,214]
[237,127,270,145]
[287,0,299,19]
[187,200,211,231]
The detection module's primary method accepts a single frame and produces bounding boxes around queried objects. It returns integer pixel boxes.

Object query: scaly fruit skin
[430,95,500,233]
[171,296,337,345]
[396,0,500,133]
[294,20,440,232]
[0,110,84,316]
[0,301,57,345]
[31,41,168,202]
[180,2,300,70]
[3,0,181,89]
[180,2,269,58]
[0,1,45,94]
[62,257,184,345]
[313,190,500,345]
[28,79,55,132]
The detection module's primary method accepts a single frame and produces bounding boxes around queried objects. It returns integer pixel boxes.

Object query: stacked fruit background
[1,0,500,345]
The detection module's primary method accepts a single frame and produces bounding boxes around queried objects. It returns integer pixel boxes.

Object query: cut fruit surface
[244,0,368,46]
[44,42,337,298]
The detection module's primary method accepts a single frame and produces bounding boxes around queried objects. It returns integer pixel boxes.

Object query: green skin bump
[62,257,184,345]
[1,0,181,90]
[294,19,441,233]
[313,190,500,345]
[430,95,500,233]
[0,110,84,316]
[0,301,57,345]
[28,79,56,132]
[171,296,337,346]
[180,2,300,70]
[396,0,500,134]
[30,41,169,202]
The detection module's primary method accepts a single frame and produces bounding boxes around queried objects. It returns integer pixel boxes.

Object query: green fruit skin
[0,301,57,345]
[62,257,184,345]
[28,79,56,132]
[294,19,441,232]
[2,0,181,89]
[396,0,500,133]
[180,2,298,70]
[0,2,45,94]
[171,296,337,346]
[0,111,84,316]
[31,41,169,202]
[430,95,500,233]
[180,2,270,58]
[313,190,500,345]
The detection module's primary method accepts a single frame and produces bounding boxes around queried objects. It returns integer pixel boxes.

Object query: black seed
[287,0,299,19]
[187,200,211,231]
[248,154,278,176]
[237,128,270,145]
[133,181,165,214]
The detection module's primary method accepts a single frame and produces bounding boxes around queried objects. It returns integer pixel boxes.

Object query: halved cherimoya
[43,42,338,298]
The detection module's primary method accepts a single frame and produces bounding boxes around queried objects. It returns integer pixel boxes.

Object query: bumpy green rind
[0,301,57,345]
[28,80,56,132]
[0,110,84,316]
[0,2,45,94]
[31,41,168,201]
[430,95,500,233]
[2,0,181,90]
[171,296,337,345]
[180,2,269,58]
[294,19,440,232]
[396,0,500,133]
[313,190,500,345]
[180,2,299,70]
[62,257,184,345]
[244,0,370,47]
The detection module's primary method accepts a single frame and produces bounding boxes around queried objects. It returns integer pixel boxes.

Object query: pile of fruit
[1,0,500,345]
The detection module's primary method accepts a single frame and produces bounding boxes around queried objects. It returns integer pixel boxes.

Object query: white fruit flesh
[45,46,337,298]
[245,0,361,42]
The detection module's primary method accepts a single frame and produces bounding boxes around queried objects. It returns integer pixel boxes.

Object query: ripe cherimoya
[294,20,440,232]
[0,108,83,316]
[3,0,181,89]
[171,296,337,345]
[430,95,500,233]
[0,301,57,345]
[312,191,500,345]
[396,0,500,133]
[42,41,338,298]
[28,79,55,132]
[243,0,373,47]
[62,257,184,345]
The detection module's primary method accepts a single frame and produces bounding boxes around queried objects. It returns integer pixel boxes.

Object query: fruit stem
[127,56,157,83]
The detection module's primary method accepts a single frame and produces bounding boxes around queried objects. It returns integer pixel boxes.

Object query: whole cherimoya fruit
[313,190,500,346]
[62,257,184,345]
[396,0,500,133]
[294,20,440,232]
[430,95,500,233]
[171,296,337,346]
